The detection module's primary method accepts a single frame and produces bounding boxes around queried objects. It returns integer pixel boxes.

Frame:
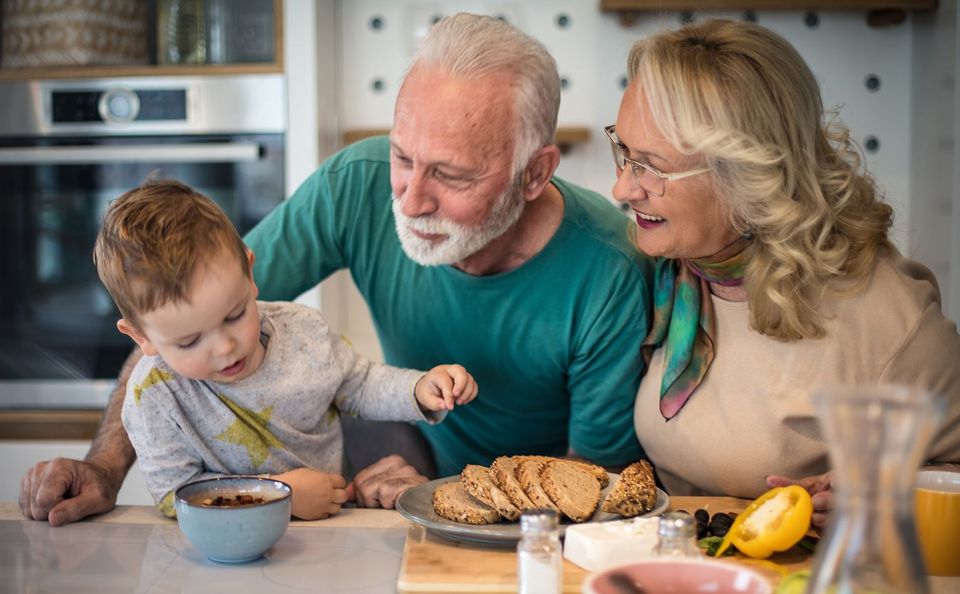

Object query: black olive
[694,509,710,538]
[709,512,734,537]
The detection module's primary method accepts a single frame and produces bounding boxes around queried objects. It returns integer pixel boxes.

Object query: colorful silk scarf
[642,237,751,420]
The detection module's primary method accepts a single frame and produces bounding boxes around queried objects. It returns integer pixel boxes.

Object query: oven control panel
[50,89,187,124]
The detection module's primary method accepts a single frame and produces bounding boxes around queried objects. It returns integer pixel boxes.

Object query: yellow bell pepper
[714,485,813,559]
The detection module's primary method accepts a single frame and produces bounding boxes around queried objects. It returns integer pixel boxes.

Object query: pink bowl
[583,558,772,594]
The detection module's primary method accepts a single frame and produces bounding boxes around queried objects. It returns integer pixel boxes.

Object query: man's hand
[19,458,123,527]
[346,455,427,509]
[766,471,833,529]
[270,468,348,520]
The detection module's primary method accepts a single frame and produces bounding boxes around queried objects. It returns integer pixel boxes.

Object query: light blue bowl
[174,476,292,563]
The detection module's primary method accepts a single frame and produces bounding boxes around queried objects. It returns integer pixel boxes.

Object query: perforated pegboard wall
[337,1,956,311]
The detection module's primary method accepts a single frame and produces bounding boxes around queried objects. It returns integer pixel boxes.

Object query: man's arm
[19,349,142,526]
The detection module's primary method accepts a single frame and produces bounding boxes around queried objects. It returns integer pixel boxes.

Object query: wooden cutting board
[396,496,813,593]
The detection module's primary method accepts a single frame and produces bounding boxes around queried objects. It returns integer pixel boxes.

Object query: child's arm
[121,367,219,517]
[414,364,479,412]
[268,468,348,520]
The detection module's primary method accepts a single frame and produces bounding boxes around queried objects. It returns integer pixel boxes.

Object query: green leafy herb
[698,535,735,557]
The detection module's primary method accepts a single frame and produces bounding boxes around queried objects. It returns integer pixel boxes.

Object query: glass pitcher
[806,384,945,594]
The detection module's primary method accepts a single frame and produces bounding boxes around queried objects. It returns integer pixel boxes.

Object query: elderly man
[20,13,652,524]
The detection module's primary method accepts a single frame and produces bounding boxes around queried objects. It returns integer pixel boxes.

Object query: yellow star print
[132,368,174,405]
[214,395,283,469]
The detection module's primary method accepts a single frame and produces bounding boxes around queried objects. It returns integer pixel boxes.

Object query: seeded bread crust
[540,460,601,522]
[460,464,521,521]
[432,481,501,524]
[601,460,657,517]
[490,456,538,511]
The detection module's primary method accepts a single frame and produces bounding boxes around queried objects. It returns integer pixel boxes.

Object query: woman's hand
[270,468,348,520]
[766,471,833,530]
[414,364,478,411]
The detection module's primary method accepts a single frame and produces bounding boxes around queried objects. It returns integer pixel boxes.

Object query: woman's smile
[635,210,665,229]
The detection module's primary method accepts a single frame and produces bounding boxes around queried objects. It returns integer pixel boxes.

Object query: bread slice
[514,455,609,488]
[601,460,658,517]
[516,459,559,512]
[540,460,601,522]
[490,456,537,511]
[432,481,501,524]
[460,464,521,521]
[567,460,609,488]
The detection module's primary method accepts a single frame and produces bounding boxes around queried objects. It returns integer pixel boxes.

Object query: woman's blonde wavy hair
[627,19,894,340]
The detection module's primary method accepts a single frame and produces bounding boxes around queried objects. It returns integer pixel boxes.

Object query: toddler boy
[94,179,477,519]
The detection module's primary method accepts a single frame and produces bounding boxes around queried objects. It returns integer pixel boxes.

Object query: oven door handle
[0,142,263,164]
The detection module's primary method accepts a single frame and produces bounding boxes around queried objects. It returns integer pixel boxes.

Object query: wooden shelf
[600,0,936,27]
[0,63,282,81]
[600,0,936,9]
[343,126,592,152]
[0,410,103,440]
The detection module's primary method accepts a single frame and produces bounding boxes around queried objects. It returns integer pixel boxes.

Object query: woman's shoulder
[827,253,945,341]
[862,254,942,313]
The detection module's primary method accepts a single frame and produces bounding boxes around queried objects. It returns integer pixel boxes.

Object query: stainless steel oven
[0,74,285,409]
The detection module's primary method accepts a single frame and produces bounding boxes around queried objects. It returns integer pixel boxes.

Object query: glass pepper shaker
[517,509,562,594]
[655,512,700,558]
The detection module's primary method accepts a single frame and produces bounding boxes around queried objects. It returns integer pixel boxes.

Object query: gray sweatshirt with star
[121,301,438,515]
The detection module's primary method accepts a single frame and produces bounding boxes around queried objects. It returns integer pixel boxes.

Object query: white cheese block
[563,516,660,572]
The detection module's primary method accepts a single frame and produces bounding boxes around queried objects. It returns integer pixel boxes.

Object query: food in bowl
[190,493,267,507]
[174,476,292,563]
[582,558,772,594]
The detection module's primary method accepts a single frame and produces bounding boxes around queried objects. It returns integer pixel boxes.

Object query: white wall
[911,2,959,322]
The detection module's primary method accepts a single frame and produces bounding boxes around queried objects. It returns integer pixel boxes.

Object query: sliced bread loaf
[461,464,521,521]
[540,460,601,522]
[432,481,501,524]
[601,460,657,517]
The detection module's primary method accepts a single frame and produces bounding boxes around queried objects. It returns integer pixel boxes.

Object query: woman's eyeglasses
[604,125,710,197]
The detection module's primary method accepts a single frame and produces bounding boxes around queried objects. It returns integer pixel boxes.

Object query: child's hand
[414,364,478,412]
[270,468,348,520]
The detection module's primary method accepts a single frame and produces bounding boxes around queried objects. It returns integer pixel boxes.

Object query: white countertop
[0,503,411,593]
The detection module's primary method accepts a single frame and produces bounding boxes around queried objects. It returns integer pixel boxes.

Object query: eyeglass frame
[604,124,711,197]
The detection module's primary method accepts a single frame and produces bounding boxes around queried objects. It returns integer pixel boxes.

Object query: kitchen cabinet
[0,0,283,80]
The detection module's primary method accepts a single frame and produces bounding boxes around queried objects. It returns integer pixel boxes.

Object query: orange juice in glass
[915,470,960,576]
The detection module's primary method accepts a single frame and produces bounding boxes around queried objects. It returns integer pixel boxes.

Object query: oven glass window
[0,134,284,383]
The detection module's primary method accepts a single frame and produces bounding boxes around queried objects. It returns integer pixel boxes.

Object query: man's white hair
[411,12,561,173]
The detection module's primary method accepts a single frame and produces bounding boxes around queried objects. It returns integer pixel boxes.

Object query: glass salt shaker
[655,512,700,558]
[517,509,562,594]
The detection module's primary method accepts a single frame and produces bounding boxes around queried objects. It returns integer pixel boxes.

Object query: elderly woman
[611,19,960,527]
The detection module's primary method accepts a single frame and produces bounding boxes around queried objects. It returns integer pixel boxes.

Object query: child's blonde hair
[93,179,249,326]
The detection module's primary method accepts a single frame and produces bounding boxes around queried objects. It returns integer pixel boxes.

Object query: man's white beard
[392,176,526,266]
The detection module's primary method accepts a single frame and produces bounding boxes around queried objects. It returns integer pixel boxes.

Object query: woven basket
[2,0,147,68]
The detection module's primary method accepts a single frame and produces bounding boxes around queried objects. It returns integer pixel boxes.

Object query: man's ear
[117,319,158,356]
[521,144,561,201]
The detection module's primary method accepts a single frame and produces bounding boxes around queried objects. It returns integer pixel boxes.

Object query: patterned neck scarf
[642,237,751,420]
